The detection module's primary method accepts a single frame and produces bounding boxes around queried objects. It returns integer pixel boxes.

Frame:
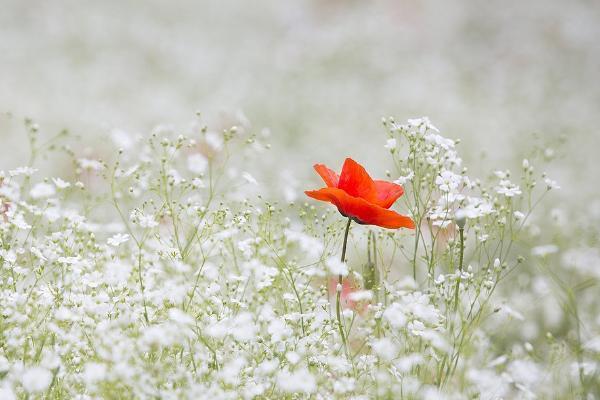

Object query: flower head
[305,158,414,229]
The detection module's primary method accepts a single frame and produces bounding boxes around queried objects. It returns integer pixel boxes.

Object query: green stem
[412,222,420,280]
[336,218,352,358]
[453,227,465,312]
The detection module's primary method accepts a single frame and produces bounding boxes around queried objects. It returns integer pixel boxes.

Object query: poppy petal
[313,164,339,188]
[337,158,377,202]
[305,187,415,229]
[373,180,404,209]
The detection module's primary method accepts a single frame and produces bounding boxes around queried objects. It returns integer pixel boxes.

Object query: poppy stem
[336,218,352,358]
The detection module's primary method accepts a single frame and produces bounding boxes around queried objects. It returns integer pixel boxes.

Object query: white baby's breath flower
[83,362,107,384]
[107,233,130,246]
[21,367,53,393]
[130,210,159,228]
[0,383,15,400]
[276,368,316,394]
[326,257,348,277]
[544,177,560,190]
[496,180,522,197]
[110,129,134,150]
[52,177,71,189]
[383,302,407,329]
[347,290,373,302]
[531,244,558,257]
[372,337,398,361]
[384,138,397,151]
[30,182,55,199]
[435,170,461,192]
[394,170,414,185]
[242,172,258,185]
[9,166,37,177]
[187,153,208,174]
[78,158,104,171]
[514,211,525,220]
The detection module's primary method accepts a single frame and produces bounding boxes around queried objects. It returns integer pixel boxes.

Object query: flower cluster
[0,115,594,399]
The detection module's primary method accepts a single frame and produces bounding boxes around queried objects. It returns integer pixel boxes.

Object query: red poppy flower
[305,158,415,229]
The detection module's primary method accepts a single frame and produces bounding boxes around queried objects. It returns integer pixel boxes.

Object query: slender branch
[453,227,465,312]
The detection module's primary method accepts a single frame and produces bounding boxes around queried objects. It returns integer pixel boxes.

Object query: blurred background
[2,1,600,376]
[1,0,599,199]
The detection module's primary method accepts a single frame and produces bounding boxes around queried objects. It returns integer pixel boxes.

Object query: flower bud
[455,209,467,229]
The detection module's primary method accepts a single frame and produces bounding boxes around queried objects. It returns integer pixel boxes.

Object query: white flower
[107,233,130,246]
[103,261,132,286]
[9,166,37,177]
[461,196,494,219]
[531,244,558,257]
[78,158,104,171]
[326,257,348,277]
[276,368,316,394]
[187,154,208,174]
[0,383,15,400]
[242,172,258,185]
[347,290,373,302]
[110,129,134,150]
[544,177,560,190]
[30,182,56,199]
[508,359,542,389]
[372,337,398,361]
[205,131,224,151]
[394,171,414,185]
[435,170,461,192]
[383,302,407,329]
[130,210,159,228]
[83,362,107,384]
[169,308,195,325]
[267,318,292,343]
[286,352,301,365]
[384,138,397,151]
[21,367,53,393]
[52,177,71,189]
[285,228,324,260]
[407,116,439,132]
[232,313,258,341]
[496,180,522,197]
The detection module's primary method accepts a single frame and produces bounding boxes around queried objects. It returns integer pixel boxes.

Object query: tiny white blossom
[107,233,130,246]
[78,158,105,171]
[276,369,316,394]
[544,177,560,190]
[187,153,208,174]
[21,367,53,393]
[9,166,38,177]
[531,244,558,257]
[496,180,522,197]
[384,138,397,151]
[394,170,414,185]
[30,182,55,199]
[327,257,348,277]
[52,177,71,189]
[242,172,258,185]
[435,170,461,192]
[83,362,107,384]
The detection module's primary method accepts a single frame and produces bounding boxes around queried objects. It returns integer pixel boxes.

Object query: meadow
[1,1,599,399]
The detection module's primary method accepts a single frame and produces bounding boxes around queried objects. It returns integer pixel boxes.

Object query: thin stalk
[336,218,352,358]
[453,227,464,312]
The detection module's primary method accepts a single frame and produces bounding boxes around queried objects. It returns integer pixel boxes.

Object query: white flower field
[1,1,599,399]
